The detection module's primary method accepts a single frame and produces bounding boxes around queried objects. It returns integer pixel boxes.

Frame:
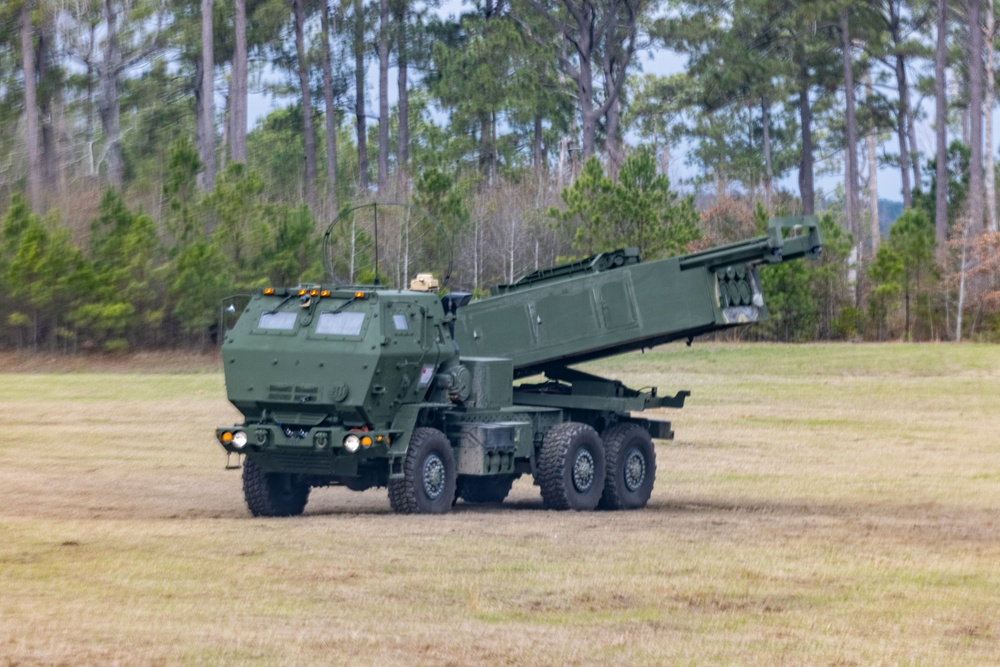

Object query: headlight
[232,431,248,450]
[344,434,361,452]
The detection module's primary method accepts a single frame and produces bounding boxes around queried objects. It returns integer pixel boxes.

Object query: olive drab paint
[216,217,822,516]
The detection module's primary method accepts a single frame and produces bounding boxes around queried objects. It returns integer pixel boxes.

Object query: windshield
[316,311,366,336]
[258,311,298,330]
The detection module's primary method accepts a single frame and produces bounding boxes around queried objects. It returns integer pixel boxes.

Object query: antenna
[373,203,380,286]
[321,203,454,287]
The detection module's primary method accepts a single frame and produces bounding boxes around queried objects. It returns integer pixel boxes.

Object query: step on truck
[215,216,822,516]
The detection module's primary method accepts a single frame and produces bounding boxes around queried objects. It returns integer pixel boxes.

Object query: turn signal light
[361,436,373,448]
[220,431,233,443]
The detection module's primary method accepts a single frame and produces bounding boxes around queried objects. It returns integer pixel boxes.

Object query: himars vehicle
[215,217,822,516]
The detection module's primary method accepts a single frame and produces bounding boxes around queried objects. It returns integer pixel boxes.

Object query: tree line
[2,0,1000,352]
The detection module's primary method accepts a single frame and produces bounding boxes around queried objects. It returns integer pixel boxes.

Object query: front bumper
[215,423,392,456]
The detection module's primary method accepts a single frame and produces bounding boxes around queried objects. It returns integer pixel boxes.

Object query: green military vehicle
[215,217,822,516]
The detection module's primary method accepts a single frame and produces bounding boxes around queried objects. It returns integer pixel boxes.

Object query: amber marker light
[361,436,373,448]
[354,291,367,299]
[263,287,275,296]
[220,431,233,443]
[320,290,331,297]
[309,289,319,297]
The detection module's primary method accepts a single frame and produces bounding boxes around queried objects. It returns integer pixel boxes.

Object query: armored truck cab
[215,217,822,517]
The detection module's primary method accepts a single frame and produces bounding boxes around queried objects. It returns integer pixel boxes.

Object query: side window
[389,309,414,337]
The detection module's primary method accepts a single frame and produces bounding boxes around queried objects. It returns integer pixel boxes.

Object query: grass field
[1,344,999,666]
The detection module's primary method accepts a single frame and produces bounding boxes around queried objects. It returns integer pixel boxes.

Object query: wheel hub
[572,448,596,493]
[422,453,446,500]
[623,448,646,492]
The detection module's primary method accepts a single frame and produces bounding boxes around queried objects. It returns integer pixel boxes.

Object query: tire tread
[537,422,604,511]
[388,427,455,514]
[242,458,309,517]
[599,422,655,510]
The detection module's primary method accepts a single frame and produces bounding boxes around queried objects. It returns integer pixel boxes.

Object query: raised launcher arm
[451,216,822,379]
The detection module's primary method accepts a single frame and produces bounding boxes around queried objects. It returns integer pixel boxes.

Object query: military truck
[215,217,822,516]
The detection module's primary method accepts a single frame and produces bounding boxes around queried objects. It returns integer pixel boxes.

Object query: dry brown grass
[1,343,999,665]
[0,350,222,374]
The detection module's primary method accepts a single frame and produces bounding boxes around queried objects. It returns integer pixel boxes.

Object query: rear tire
[537,422,606,511]
[388,427,456,514]
[457,475,517,504]
[242,458,310,517]
[598,423,655,510]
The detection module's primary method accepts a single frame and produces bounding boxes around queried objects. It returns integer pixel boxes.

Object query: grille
[268,384,320,403]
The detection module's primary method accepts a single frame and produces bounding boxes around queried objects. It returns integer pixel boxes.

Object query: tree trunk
[557,136,568,186]
[533,114,543,175]
[354,0,369,190]
[935,0,949,244]
[841,12,860,238]
[220,89,229,171]
[605,97,623,177]
[293,0,317,210]
[888,2,913,204]
[798,64,815,215]
[321,0,338,206]
[199,0,215,191]
[54,90,68,200]
[21,0,42,212]
[579,54,597,159]
[761,98,773,211]
[968,0,984,232]
[895,68,912,204]
[230,0,248,162]
[100,0,123,188]
[956,223,968,340]
[395,4,409,185]
[84,54,96,177]
[907,91,921,191]
[986,0,997,231]
[377,0,389,190]
[194,53,205,176]
[36,17,58,194]
[866,71,881,256]
[479,114,494,180]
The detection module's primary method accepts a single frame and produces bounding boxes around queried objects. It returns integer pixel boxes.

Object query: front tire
[242,458,310,517]
[388,427,457,514]
[537,422,606,511]
[598,423,655,510]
